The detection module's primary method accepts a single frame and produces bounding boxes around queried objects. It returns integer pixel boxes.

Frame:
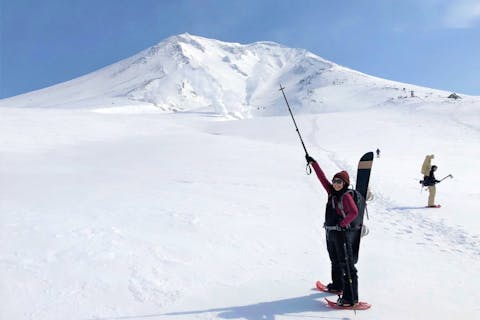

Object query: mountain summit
[0,34,461,117]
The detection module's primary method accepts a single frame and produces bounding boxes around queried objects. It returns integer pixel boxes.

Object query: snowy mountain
[0,33,473,118]
[1,34,480,320]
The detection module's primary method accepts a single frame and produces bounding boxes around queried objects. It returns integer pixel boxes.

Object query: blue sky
[1,0,479,98]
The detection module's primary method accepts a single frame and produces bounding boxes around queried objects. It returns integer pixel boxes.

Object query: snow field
[1,102,479,319]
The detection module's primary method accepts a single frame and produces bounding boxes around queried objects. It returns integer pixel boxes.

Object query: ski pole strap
[306,163,312,175]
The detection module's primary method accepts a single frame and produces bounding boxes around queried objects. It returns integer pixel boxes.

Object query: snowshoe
[325,298,371,310]
[315,280,342,295]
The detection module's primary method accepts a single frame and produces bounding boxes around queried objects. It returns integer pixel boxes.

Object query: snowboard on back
[355,152,374,199]
[352,152,374,260]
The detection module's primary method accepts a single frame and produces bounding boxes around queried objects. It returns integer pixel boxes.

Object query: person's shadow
[163,291,347,320]
[87,290,350,320]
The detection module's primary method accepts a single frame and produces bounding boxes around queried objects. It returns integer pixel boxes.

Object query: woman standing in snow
[306,155,359,307]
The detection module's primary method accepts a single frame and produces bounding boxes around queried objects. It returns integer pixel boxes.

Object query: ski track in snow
[307,114,352,173]
[371,192,480,259]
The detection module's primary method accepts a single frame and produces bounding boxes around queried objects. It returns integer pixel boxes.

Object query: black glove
[305,154,316,164]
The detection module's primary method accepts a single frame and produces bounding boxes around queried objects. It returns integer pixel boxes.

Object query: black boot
[326,283,343,294]
[336,296,358,307]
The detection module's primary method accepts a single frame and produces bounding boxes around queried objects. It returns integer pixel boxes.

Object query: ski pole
[439,174,453,182]
[342,232,357,314]
[279,84,311,174]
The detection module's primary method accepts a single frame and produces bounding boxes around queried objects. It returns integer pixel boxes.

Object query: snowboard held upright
[353,152,373,254]
[355,152,374,199]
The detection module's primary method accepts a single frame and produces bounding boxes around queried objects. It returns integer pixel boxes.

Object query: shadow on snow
[165,291,348,320]
[88,291,352,320]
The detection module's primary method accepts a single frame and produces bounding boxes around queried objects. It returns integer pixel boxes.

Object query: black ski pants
[326,230,360,303]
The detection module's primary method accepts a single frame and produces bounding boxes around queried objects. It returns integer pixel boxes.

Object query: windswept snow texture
[1,34,479,320]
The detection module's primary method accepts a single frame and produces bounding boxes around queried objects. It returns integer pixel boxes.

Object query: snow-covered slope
[1,103,479,320]
[0,33,472,118]
[1,34,480,320]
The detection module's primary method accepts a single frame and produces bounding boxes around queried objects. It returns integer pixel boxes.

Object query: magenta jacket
[311,161,358,228]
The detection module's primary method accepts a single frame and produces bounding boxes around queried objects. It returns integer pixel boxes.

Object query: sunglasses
[332,178,344,184]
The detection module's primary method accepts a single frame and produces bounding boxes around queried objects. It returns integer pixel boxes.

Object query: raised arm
[310,161,333,195]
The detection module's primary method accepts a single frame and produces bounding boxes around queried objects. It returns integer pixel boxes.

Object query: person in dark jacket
[424,165,440,207]
[306,155,359,306]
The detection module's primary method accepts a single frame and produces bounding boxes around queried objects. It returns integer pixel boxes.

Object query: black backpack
[337,189,367,230]
[420,175,435,187]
